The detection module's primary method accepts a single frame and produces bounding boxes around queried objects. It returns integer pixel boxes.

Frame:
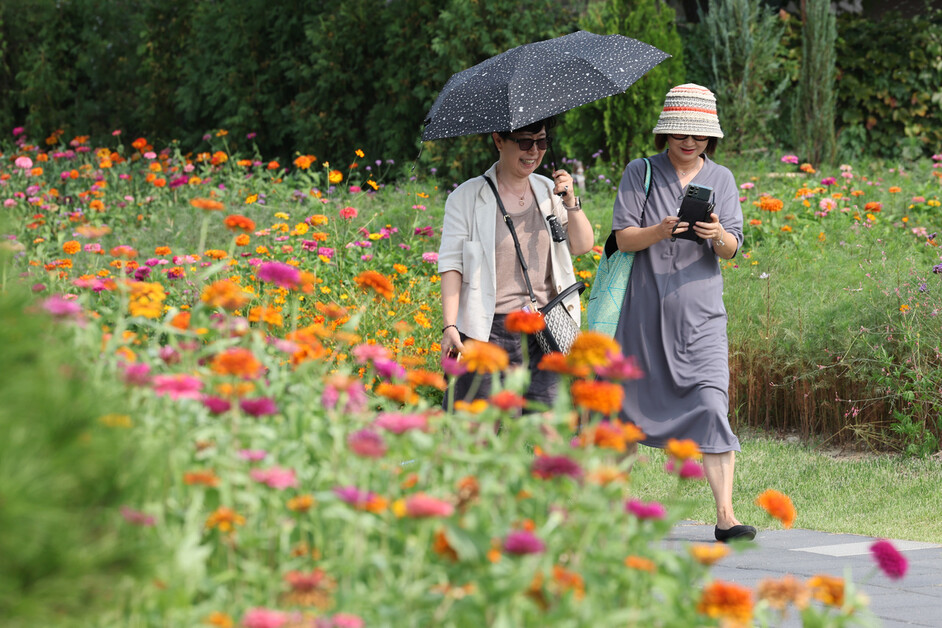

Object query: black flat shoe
[714,525,757,543]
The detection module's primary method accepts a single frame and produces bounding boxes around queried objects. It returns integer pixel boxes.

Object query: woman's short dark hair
[654,133,718,157]
[497,116,556,138]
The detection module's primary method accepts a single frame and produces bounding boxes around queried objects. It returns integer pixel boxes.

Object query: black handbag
[483,176,585,354]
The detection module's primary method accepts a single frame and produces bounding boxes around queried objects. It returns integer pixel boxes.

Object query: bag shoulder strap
[482,175,537,305]
[603,157,653,258]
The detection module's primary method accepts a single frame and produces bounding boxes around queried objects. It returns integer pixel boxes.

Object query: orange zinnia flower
[223,214,256,233]
[807,574,844,607]
[62,240,81,254]
[537,352,590,378]
[570,379,623,415]
[433,528,459,561]
[407,369,447,390]
[489,390,527,411]
[756,489,796,528]
[757,196,784,212]
[757,575,810,611]
[624,555,656,572]
[551,564,586,599]
[201,279,250,311]
[190,197,224,211]
[697,580,754,625]
[205,506,245,532]
[567,332,620,368]
[460,340,509,374]
[211,347,263,379]
[287,494,315,513]
[665,438,701,461]
[183,469,220,487]
[578,419,644,452]
[504,310,545,334]
[354,270,394,300]
[689,543,730,565]
[248,305,284,327]
[375,382,418,405]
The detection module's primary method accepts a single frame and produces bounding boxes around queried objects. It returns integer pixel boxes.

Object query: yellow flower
[355,148,365,158]
[245,193,258,204]
[689,543,730,565]
[128,281,166,319]
[205,507,245,533]
[328,169,343,184]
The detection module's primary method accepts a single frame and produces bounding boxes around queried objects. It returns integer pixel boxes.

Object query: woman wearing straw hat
[611,84,752,542]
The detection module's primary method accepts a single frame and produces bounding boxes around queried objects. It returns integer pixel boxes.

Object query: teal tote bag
[586,157,652,337]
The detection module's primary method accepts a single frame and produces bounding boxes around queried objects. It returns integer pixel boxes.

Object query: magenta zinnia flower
[250,466,298,490]
[120,505,156,527]
[121,362,152,386]
[202,395,231,414]
[532,454,583,480]
[240,396,279,417]
[373,412,428,434]
[41,294,82,319]
[405,493,455,518]
[333,486,377,508]
[870,539,908,580]
[503,530,545,555]
[256,261,300,289]
[594,352,644,381]
[665,458,706,480]
[242,607,289,628]
[152,374,203,400]
[625,498,666,520]
[348,429,387,458]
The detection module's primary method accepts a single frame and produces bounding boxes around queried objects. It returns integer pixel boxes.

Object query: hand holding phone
[672,183,714,243]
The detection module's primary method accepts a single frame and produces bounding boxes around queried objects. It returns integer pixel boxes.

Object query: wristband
[564,197,582,212]
[442,324,457,334]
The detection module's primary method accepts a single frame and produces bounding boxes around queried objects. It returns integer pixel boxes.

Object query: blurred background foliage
[0,0,940,179]
[0,280,158,627]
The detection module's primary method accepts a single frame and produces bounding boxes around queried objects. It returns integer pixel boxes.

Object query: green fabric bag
[586,157,652,337]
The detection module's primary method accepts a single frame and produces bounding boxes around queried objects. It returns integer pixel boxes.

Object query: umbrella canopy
[421,30,670,142]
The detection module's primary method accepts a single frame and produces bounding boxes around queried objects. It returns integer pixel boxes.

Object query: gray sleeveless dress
[611,152,744,453]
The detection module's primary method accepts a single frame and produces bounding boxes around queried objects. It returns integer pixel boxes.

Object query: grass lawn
[630,430,942,544]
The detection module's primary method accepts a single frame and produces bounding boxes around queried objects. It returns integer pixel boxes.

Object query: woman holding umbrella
[437,117,594,406]
[610,84,753,542]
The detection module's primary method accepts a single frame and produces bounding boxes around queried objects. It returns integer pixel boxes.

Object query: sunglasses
[506,136,552,151]
[670,134,710,142]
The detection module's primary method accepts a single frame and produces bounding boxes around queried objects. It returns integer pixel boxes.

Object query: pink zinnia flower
[120,505,156,526]
[152,374,203,400]
[256,261,300,288]
[240,396,279,417]
[121,362,152,387]
[421,252,438,263]
[594,352,644,381]
[352,342,390,364]
[339,206,358,220]
[373,412,428,434]
[322,379,367,413]
[441,355,467,377]
[665,459,705,480]
[405,493,455,518]
[329,614,365,628]
[348,429,387,458]
[503,530,545,555]
[870,539,908,580]
[373,358,406,380]
[238,449,268,462]
[41,294,82,319]
[532,454,583,480]
[625,498,666,520]
[242,607,289,628]
[250,466,298,490]
[14,156,33,170]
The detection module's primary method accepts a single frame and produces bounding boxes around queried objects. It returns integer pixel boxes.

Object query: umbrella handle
[549,144,565,197]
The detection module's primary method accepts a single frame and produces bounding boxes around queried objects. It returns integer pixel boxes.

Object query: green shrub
[696,0,789,152]
[791,0,838,165]
[563,0,686,165]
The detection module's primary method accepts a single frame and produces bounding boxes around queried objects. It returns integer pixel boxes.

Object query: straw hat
[652,83,724,138]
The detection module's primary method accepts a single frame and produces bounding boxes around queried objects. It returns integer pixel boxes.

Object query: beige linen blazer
[437,162,581,341]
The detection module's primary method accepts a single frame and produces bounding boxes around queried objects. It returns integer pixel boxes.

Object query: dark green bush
[563,0,686,165]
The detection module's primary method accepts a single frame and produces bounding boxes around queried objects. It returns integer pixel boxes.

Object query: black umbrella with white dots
[421,30,670,143]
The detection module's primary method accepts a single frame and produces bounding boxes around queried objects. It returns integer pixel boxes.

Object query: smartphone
[672,184,714,243]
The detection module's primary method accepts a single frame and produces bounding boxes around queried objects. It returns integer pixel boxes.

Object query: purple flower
[201,395,232,414]
[503,530,545,555]
[625,498,666,520]
[240,396,279,417]
[870,539,908,580]
[256,261,300,288]
[932,264,942,274]
[532,454,583,480]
